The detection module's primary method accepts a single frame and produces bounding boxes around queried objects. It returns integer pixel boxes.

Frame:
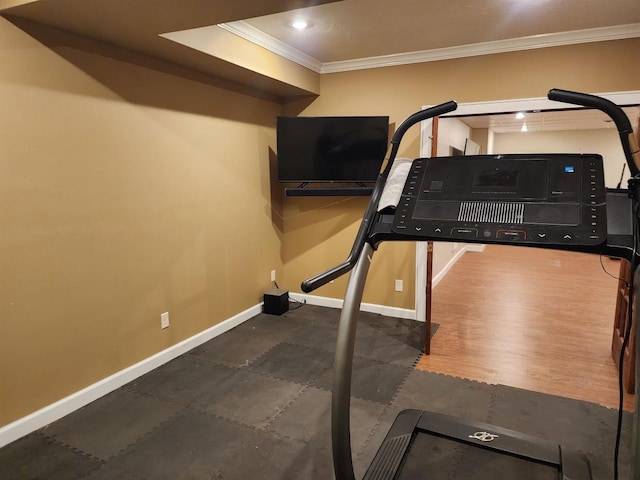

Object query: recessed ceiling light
[515,112,525,119]
[291,20,309,30]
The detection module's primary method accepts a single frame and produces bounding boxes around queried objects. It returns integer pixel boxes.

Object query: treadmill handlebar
[301,100,458,293]
[384,100,458,175]
[301,174,386,293]
[548,88,640,176]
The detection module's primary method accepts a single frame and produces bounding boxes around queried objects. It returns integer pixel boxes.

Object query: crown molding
[322,23,640,73]
[218,22,323,72]
[221,21,640,75]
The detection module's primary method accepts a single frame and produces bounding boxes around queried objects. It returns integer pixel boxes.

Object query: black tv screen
[277,116,389,183]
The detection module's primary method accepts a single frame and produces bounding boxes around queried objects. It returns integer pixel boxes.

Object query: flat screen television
[277,116,389,183]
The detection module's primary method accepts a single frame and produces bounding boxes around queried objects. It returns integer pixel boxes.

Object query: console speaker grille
[458,202,525,224]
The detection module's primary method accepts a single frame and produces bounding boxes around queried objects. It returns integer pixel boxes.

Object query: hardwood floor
[415,244,635,411]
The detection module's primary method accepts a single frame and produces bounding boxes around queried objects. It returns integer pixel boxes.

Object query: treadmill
[301,89,640,480]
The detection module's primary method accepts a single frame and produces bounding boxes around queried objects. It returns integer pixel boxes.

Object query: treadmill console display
[392,154,606,247]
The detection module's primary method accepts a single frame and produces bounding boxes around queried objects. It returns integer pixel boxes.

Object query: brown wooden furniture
[612,259,636,394]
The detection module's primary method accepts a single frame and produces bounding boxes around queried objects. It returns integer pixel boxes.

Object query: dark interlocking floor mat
[0,306,631,479]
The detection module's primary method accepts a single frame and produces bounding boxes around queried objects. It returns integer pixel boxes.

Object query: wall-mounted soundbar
[285,187,373,197]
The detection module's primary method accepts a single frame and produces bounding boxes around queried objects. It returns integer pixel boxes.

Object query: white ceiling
[227,0,640,132]
[228,0,640,72]
[4,1,640,75]
[2,0,639,105]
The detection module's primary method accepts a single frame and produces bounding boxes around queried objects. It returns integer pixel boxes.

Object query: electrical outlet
[271,270,276,282]
[395,279,403,292]
[160,312,170,329]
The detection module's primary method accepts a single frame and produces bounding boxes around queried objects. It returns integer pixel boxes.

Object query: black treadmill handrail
[301,100,457,293]
[548,88,640,177]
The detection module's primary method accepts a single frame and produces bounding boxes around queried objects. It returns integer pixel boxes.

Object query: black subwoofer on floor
[263,288,289,315]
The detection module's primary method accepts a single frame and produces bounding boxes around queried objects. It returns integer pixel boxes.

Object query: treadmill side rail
[363,410,422,480]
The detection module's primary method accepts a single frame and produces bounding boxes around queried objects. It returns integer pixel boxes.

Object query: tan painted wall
[281,39,640,310]
[470,128,490,156]
[0,18,283,426]
[3,13,639,429]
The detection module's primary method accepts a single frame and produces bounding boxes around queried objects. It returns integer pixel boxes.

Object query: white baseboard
[432,243,485,288]
[465,243,486,253]
[0,303,262,449]
[2,244,484,449]
[289,292,417,320]
[432,247,465,288]
[289,244,486,321]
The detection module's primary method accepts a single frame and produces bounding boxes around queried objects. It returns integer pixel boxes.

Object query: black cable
[599,252,629,480]
[288,299,305,310]
[613,270,632,480]
[612,202,638,480]
[273,280,306,310]
[600,254,630,287]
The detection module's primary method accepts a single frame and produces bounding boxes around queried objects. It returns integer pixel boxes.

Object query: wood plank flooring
[415,244,635,411]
